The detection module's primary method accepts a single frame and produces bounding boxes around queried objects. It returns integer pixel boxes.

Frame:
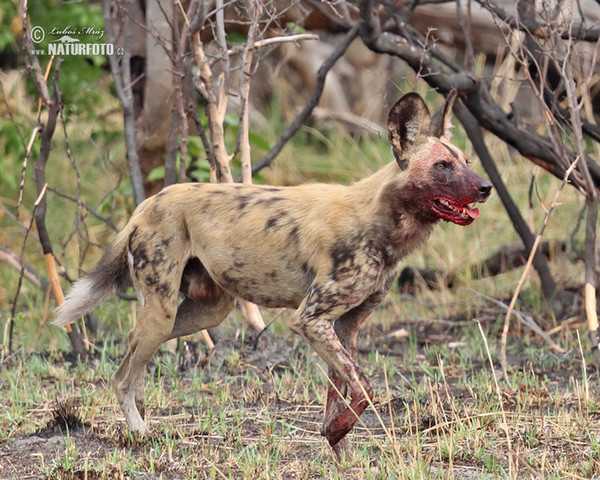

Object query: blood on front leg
[322,381,373,446]
[323,371,348,428]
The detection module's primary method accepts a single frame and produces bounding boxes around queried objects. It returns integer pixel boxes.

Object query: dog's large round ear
[387,93,431,169]
[429,89,457,140]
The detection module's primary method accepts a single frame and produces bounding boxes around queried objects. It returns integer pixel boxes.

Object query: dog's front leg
[322,293,384,454]
[288,283,375,449]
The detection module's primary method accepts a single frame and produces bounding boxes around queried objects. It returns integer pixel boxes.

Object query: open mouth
[432,198,480,225]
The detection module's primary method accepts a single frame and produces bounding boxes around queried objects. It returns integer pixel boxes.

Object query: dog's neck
[344,162,436,266]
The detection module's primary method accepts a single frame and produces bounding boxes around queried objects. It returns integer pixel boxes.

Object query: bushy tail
[53,230,130,327]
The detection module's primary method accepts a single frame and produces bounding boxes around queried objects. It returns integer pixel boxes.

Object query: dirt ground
[2,308,599,479]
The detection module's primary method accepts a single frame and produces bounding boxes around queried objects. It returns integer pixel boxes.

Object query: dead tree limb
[18,0,87,357]
[104,0,146,206]
[249,23,360,177]
[561,60,600,367]
[454,103,558,303]
[356,0,600,190]
[0,245,50,293]
[31,64,87,359]
[476,0,600,43]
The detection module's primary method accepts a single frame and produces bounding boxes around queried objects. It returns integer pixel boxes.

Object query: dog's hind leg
[112,293,180,434]
[168,257,235,340]
[111,230,187,434]
[167,292,235,340]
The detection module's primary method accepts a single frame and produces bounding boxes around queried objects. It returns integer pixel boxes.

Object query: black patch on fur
[153,238,171,264]
[167,261,178,274]
[221,270,238,288]
[254,196,285,207]
[265,218,277,230]
[264,211,287,231]
[392,147,408,171]
[127,226,138,252]
[236,195,254,211]
[329,240,358,279]
[288,225,300,243]
[156,282,172,298]
[128,228,151,271]
[301,262,316,292]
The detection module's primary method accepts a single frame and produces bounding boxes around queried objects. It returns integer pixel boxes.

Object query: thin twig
[47,188,119,232]
[16,126,40,218]
[470,289,566,354]
[8,184,48,353]
[455,0,474,71]
[561,56,600,365]
[59,101,85,276]
[225,33,319,56]
[237,0,259,183]
[192,2,265,331]
[0,246,50,292]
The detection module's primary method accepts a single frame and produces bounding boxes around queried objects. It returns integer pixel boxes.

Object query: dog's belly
[210,263,312,309]
[193,248,315,309]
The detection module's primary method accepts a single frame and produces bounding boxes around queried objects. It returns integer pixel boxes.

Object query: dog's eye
[435,161,449,170]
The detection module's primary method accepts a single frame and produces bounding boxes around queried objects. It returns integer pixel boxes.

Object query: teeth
[436,199,477,216]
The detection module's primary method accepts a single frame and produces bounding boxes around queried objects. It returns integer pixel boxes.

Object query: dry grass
[2,290,600,479]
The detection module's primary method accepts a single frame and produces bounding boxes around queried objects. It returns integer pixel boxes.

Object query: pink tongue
[465,205,480,219]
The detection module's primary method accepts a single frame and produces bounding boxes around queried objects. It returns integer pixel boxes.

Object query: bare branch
[0,245,49,293]
[477,0,600,43]
[357,0,600,190]
[497,158,580,380]
[19,0,50,104]
[9,184,49,353]
[249,23,361,177]
[455,0,474,70]
[237,1,259,184]
[225,33,319,56]
[104,0,146,206]
[454,103,558,302]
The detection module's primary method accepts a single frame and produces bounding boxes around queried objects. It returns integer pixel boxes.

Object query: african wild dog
[54,92,492,451]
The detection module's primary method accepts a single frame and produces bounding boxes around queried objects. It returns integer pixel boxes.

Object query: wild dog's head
[387,91,492,226]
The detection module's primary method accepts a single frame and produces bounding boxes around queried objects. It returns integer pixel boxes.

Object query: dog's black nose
[477,180,492,198]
